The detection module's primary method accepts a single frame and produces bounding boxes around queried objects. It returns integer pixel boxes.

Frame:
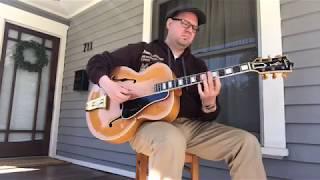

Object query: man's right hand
[98,75,131,104]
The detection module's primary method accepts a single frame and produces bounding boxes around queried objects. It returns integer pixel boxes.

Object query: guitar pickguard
[122,92,169,119]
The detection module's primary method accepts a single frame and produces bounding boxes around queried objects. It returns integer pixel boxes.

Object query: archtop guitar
[85,56,293,144]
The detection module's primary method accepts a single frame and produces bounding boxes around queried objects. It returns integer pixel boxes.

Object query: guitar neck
[154,62,253,92]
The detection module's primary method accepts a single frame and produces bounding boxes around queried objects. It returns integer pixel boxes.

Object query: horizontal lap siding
[262,1,320,179]
[57,0,143,173]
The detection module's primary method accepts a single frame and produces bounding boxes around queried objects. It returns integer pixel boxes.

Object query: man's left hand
[197,71,221,112]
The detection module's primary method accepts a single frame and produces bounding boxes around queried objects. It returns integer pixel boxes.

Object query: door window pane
[0,40,17,129]
[21,33,42,44]
[0,133,5,142]
[36,50,52,130]
[8,133,32,142]
[8,29,18,39]
[45,39,53,48]
[10,47,40,130]
[35,133,44,140]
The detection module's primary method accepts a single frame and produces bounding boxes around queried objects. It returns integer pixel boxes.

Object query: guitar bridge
[85,96,108,111]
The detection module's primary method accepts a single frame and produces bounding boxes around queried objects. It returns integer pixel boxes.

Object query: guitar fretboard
[154,62,252,92]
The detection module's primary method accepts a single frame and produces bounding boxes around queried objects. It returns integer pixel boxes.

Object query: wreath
[13,40,49,72]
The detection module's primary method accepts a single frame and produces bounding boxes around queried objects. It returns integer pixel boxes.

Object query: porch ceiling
[17,0,103,19]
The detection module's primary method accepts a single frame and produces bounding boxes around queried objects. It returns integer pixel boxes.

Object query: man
[86,6,266,180]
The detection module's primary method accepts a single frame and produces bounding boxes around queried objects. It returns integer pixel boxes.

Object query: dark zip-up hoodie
[86,40,220,121]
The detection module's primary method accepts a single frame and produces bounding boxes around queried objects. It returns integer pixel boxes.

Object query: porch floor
[0,162,133,180]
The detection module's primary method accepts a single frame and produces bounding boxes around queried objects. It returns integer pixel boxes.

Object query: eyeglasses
[171,17,199,32]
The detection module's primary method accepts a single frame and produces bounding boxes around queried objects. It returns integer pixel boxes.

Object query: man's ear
[166,18,172,30]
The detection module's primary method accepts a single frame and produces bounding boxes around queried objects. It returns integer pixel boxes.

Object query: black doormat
[0,156,69,168]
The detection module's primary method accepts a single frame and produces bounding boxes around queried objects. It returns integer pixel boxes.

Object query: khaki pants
[129,118,267,180]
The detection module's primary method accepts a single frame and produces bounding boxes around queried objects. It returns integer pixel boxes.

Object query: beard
[176,36,193,48]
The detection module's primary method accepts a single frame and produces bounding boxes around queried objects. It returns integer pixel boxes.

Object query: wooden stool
[136,152,199,180]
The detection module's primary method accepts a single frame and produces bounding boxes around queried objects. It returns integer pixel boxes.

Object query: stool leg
[136,153,148,180]
[190,155,199,180]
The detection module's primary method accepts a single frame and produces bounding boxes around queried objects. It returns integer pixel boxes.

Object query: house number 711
[83,42,93,52]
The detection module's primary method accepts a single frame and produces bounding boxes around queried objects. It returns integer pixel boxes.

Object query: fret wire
[233,65,241,73]
[174,79,177,87]
[196,74,201,82]
[183,77,187,85]
[169,80,174,88]
[177,78,182,87]
[218,69,225,76]
[187,76,191,84]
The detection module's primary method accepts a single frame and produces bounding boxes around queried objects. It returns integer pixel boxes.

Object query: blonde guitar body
[86,63,181,144]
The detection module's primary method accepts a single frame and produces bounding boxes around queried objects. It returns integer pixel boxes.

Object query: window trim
[143,0,288,158]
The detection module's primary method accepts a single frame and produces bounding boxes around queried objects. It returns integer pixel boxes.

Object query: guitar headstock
[250,55,294,79]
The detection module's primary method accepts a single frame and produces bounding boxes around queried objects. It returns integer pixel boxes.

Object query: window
[145,0,288,157]
[155,0,260,136]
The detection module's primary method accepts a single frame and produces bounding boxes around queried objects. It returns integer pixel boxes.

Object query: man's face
[166,12,199,48]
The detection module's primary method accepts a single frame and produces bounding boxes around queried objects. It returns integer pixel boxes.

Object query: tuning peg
[282,73,288,79]
[262,74,269,80]
[259,57,263,62]
[268,55,272,62]
[254,57,262,62]
[272,73,278,79]
[275,54,282,61]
